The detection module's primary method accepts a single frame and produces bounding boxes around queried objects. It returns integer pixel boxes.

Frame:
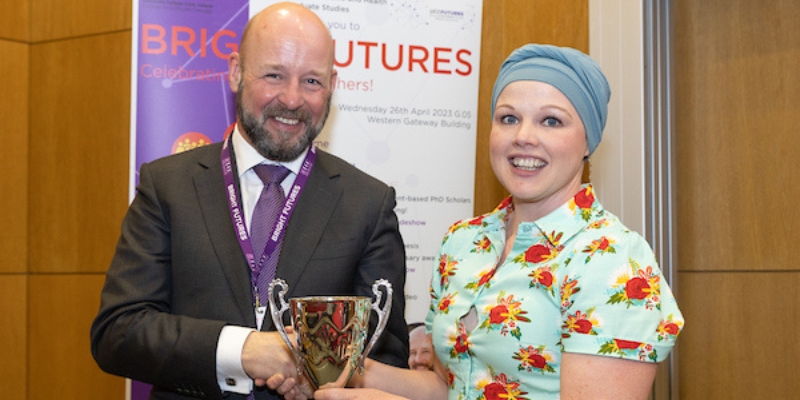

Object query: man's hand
[241,329,297,383]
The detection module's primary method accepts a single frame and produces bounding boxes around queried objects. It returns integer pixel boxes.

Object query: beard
[236,83,331,161]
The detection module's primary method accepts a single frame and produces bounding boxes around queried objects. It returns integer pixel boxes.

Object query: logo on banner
[430,9,465,21]
[172,132,213,154]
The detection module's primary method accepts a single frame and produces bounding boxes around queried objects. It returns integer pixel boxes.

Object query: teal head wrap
[491,44,611,154]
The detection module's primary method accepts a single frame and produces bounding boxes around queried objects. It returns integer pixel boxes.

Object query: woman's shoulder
[562,208,660,275]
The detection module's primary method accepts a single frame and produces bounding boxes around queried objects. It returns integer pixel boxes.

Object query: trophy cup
[267,278,392,389]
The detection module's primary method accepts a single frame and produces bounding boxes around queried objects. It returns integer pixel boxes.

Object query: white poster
[251,0,483,323]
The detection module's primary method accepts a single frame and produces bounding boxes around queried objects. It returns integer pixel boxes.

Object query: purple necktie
[250,164,290,309]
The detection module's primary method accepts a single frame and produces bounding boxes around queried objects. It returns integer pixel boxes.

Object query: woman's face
[490,80,589,219]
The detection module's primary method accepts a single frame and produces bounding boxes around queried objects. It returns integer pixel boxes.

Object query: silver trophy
[267,278,392,389]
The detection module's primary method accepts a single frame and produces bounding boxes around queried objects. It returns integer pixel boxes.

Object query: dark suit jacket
[91,142,408,400]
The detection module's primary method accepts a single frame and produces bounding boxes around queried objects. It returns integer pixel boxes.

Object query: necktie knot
[253,164,290,185]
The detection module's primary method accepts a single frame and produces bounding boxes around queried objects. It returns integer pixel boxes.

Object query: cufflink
[225,377,237,386]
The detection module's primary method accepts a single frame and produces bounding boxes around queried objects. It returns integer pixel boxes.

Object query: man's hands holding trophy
[247,278,393,399]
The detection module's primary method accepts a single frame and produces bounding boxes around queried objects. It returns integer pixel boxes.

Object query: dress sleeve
[559,229,684,363]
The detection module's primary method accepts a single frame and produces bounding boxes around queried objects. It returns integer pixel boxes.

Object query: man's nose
[278,81,304,109]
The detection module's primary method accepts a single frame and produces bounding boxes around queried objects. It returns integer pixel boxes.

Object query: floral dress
[425,185,684,400]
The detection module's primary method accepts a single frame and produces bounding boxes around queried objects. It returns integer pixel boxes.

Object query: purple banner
[131,1,248,398]
[133,0,247,179]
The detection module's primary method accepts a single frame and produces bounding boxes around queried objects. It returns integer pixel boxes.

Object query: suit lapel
[193,144,256,327]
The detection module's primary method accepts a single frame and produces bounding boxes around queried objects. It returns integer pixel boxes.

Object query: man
[407,323,445,378]
[90,3,408,400]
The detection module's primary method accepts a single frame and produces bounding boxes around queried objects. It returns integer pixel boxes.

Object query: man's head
[228,2,337,161]
[408,324,435,371]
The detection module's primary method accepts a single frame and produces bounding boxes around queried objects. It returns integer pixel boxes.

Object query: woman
[312,43,684,400]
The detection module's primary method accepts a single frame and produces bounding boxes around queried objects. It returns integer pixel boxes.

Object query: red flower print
[437,293,455,313]
[625,277,651,300]
[481,294,529,339]
[469,215,485,226]
[597,237,610,250]
[449,322,474,360]
[478,268,495,286]
[438,254,458,287]
[537,270,553,287]
[454,333,470,354]
[524,244,552,263]
[489,304,509,324]
[447,369,455,387]
[616,339,642,350]
[497,196,513,211]
[564,310,596,335]
[574,319,593,334]
[588,218,608,229]
[514,346,555,375]
[663,322,680,335]
[483,382,506,400]
[530,353,548,369]
[574,187,595,209]
[529,267,555,294]
[472,236,493,254]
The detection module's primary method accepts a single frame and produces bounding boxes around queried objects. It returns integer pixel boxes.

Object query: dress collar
[478,184,604,247]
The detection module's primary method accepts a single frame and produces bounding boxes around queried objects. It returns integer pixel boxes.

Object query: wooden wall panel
[677,272,800,399]
[28,32,131,274]
[28,274,125,399]
[673,0,800,398]
[0,276,27,400]
[673,0,800,272]
[0,0,30,41]
[30,0,131,42]
[475,0,589,215]
[0,40,30,273]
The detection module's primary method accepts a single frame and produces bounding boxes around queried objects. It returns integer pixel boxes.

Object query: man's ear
[329,69,338,94]
[228,52,242,93]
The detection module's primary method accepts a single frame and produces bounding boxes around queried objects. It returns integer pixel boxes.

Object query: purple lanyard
[220,125,316,305]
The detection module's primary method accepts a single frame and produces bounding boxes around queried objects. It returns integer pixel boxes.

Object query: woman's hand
[265,373,313,400]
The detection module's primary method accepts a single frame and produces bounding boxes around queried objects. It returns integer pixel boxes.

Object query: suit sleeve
[354,186,410,368]
[90,161,227,399]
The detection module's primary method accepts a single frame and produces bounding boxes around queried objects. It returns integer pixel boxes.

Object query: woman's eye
[542,116,561,127]
[500,115,519,124]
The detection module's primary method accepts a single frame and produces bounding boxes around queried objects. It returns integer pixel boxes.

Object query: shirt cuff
[217,325,256,394]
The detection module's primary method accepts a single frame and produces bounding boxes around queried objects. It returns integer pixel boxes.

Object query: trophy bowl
[268,279,392,389]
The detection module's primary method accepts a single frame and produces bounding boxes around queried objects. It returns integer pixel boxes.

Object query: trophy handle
[267,279,300,361]
[357,279,393,374]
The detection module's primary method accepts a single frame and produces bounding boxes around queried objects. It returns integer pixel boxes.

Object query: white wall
[588,0,647,234]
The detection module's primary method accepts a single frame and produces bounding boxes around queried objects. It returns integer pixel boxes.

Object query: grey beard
[236,90,331,161]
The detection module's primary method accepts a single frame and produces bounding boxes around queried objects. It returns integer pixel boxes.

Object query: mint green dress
[426,185,684,400]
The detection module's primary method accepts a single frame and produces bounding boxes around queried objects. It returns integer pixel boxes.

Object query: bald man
[91,3,408,400]
[408,324,446,378]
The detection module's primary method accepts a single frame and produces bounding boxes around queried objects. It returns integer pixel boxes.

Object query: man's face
[408,326,435,371]
[229,14,336,161]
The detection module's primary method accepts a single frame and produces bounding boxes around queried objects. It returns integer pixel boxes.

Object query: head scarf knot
[491,44,611,154]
